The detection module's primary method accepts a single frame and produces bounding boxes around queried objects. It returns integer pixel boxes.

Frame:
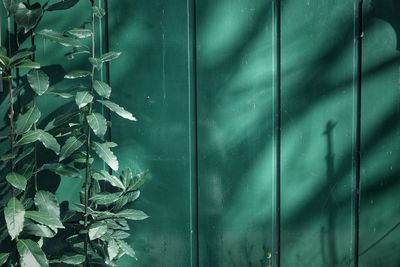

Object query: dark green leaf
[15,147,35,164]
[24,220,56,238]
[101,51,121,62]
[15,106,41,135]
[59,254,85,264]
[25,211,64,229]
[89,57,102,70]
[2,0,17,16]
[15,130,41,146]
[34,191,60,218]
[0,253,9,265]
[87,113,107,139]
[97,100,137,121]
[60,136,84,161]
[6,172,27,190]
[89,222,107,240]
[92,141,118,171]
[64,70,90,79]
[14,3,43,33]
[93,80,111,99]
[92,6,105,18]
[4,197,25,240]
[36,29,82,47]
[47,0,79,11]
[92,170,124,190]
[10,49,34,65]
[17,239,49,267]
[40,163,81,178]
[37,130,60,154]
[75,91,93,109]
[15,60,40,69]
[27,69,49,96]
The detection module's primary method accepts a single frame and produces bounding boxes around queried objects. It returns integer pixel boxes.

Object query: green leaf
[68,28,91,39]
[116,240,136,259]
[15,106,41,135]
[116,209,149,221]
[40,163,81,178]
[25,211,64,229]
[60,136,84,161]
[93,80,111,99]
[92,141,118,171]
[111,230,130,240]
[15,60,40,69]
[6,172,27,190]
[0,253,9,265]
[75,91,93,109]
[101,51,121,62]
[0,54,10,69]
[92,6,105,18]
[14,3,43,33]
[15,130,41,146]
[87,113,107,139]
[17,239,49,267]
[4,197,25,240]
[107,240,119,261]
[2,0,17,16]
[34,191,60,218]
[65,49,90,60]
[10,49,34,65]
[114,191,140,210]
[36,29,81,47]
[97,100,137,121]
[92,170,125,190]
[59,254,85,264]
[64,70,90,79]
[15,147,35,164]
[24,221,56,238]
[37,130,60,154]
[90,192,122,205]
[46,0,79,11]
[27,69,49,96]
[89,57,102,70]
[88,222,107,240]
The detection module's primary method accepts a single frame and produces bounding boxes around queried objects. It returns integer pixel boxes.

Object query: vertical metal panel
[360,0,400,266]
[196,0,275,266]
[108,1,193,266]
[280,1,356,266]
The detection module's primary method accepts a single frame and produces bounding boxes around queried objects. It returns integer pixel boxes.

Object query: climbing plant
[0,0,148,266]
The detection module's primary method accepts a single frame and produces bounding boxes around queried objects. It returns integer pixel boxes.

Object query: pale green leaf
[15,60,40,69]
[4,197,25,240]
[93,80,111,99]
[101,51,121,62]
[90,192,122,205]
[68,28,91,39]
[0,253,9,265]
[25,211,64,229]
[37,130,60,154]
[116,209,149,221]
[75,91,93,109]
[60,136,84,161]
[40,163,81,178]
[88,222,107,240]
[92,6,105,18]
[98,100,137,121]
[92,170,124,190]
[36,29,81,47]
[24,221,56,238]
[15,106,41,135]
[15,130,41,146]
[116,240,136,259]
[27,69,49,96]
[64,70,90,79]
[6,172,27,190]
[92,141,118,171]
[17,239,49,267]
[107,240,119,261]
[89,57,102,70]
[34,191,60,218]
[87,113,107,139]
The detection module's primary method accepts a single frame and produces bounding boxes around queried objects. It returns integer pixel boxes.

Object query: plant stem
[7,75,15,172]
[84,7,96,266]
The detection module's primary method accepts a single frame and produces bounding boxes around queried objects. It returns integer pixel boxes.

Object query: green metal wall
[2,0,400,266]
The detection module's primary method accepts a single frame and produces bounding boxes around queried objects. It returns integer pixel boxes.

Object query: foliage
[0,0,148,266]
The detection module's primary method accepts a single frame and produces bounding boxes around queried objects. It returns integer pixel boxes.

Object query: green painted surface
[1,0,400,266]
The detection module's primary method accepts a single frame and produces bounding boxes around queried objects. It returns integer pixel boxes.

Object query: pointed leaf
[116,209,149,221]
[68,28,91,39]
[14,3,43,33]
[6,172,27,190]
[75,91,93,109]
[107,240,119,261]
[0,253,9,265]
[97,100,136,121]
[93,80,111,98]
[37,130,60,154]
[36,29,81,47]
[15,60,40,69]
[92,141,118,171]
[89,57,102,70]
[27,69,49,96]
[89,222,107,240]
[4,197,25,240]
[65,70,90,79]
[90,192,122,205]
[17,239,49,267]
[101,51,121,62]
[15,130,41,146]
[15,147,35,164]
[60,136,84,161]
[116,240,136,259]
[15,106,41,135]
[40,163,81,178]
[24,221,56,238]
[92,170,124,190]
[87,113,107,139]
[59,254,85,264]
[10,49,34,65]
[34,191,60,218]
[25,211,64,229]
[47,0,79,11]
